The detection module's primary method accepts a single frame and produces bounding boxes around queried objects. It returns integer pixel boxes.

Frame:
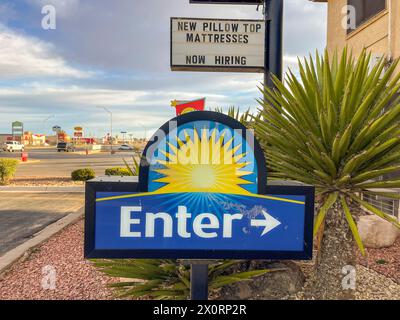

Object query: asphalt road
[0,192,83,256]
[0,147,136,177]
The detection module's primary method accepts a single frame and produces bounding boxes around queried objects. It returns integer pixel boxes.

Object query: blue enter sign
[89,191,313,260]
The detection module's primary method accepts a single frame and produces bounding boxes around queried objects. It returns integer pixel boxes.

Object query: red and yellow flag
[171,98,205,116]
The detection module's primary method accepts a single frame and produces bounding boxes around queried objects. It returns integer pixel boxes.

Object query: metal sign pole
[190,261,209,300]
[264,0,283,89]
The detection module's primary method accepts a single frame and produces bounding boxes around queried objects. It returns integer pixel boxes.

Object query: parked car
[118,144,134,151]
[2,141,24,152]
[57,142,76,152]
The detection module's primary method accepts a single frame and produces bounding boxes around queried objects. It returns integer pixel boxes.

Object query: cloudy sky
[0,0,327,138]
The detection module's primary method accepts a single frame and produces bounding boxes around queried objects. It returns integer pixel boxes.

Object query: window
[363,193,397,217]
[348,0,386,32]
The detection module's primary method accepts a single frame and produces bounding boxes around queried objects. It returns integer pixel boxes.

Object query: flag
[171,98,206,115]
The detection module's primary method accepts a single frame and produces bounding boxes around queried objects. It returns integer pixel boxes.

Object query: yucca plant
[93,259,280,300]
[122,155,140,176]
[214,106,254,127]
[254,48,400,299]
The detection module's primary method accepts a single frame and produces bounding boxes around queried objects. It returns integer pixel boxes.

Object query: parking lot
[0,147,135,177]
[0,146,136,258]
[0,192,83,255]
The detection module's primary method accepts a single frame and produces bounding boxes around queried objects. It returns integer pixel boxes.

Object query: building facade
[313,0,399,72]
[313,0,400,219]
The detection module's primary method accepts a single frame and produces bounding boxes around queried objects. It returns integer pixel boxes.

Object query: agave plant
[214,106,254,127]
[254,48,400,299]
[93,259,279,300]
[122,155,140,176]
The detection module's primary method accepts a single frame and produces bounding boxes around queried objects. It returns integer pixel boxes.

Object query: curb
[75,150,102,156]
[18,160,41,165]
[0,207,84,276]
[0,186,84,193]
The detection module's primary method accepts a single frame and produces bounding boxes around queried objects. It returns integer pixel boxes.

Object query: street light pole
[42,115,55,145]
[97,106,113,154]
[42,115,55,134]
[138,122,147,141]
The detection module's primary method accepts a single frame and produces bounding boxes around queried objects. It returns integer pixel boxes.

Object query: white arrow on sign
[250,210,281,236]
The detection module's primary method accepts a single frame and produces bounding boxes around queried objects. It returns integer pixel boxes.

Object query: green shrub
[105,167,132,176]
[71,168,95,181]
[0,158,18,185]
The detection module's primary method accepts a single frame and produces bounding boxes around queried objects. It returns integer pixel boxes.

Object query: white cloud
[0,24,90,79]
[0,0,327,135]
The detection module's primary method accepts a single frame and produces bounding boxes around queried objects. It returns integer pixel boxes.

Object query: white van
[2,141,24,152]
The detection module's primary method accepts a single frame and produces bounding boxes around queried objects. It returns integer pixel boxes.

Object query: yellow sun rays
[153,128,253,194]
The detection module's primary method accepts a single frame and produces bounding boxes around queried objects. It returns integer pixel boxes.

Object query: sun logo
[152,128,253,195]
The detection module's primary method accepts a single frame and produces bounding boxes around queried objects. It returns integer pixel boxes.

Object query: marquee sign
[85,111,314,260]
[171,17,265,73]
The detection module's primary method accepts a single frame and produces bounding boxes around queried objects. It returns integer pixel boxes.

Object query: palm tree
[253,48,400,299]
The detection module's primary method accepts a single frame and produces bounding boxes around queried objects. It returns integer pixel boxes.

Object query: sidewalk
[0,186,84,193]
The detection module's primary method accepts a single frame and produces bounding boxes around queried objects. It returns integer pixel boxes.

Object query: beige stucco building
[312,0,399,72]
[312,1,400,219]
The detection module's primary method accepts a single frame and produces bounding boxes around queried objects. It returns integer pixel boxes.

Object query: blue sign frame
[84,180,314,260]
[84,111,314,260]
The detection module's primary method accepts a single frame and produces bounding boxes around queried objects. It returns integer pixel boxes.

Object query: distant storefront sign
[52,125,62,133]
[58,132,70,142]
[12,121,23,139]
[74,126,84,139]
[171,17,265,72]
[32,134,46,146]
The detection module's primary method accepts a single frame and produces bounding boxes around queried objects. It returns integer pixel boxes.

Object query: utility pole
[97,106,113,154]
[42,115,55,135]
[264,0,283,89]
[138,122,147,141]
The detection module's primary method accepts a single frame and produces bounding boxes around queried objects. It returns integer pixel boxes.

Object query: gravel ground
[295,241,400,300]
[295,263,400,300]
[10,177,84,186]
[355,265,400,300]
[0,219,116,300]
[356,238,400,284]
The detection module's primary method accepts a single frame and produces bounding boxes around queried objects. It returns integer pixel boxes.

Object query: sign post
[264,0,283,87]
[188,261,210,300]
